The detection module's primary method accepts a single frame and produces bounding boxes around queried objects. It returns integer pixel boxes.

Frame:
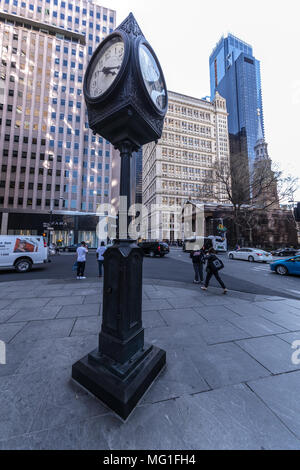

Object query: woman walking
[201,248,227,294]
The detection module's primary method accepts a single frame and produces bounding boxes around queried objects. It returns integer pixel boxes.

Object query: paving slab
[70,317,102,337]
[7,306,62,323]
[29,366,110,433]
[158,308,207,327]
[256,301,300,316]
[0,339,37,379]
[83,295,102,305]
[47,296,85,307]
[237,336,300,374]
[8,298,52,309]
[142,310,167,329]
[166,296,206,309]
[1,384,299,450]
[142,299,173,311]
[16,335,98,375]
[226,303,269,317]
[10,318,75,344]
[277,332,300,346]
[57,303,101,318]
[198,320,251,345]
[0,300,15,310]
[248,371,300,440]
[187,342,270,389]
[0,322,27,343]
[141,348,210,404]
[282,299,300,311]
[0,309,19,324]
[257,312,300,331]
[193,305,241,322]
[227,315,289,337]
[145,323,207,350]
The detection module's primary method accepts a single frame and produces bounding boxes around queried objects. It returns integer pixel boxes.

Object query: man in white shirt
[96,241,106,278]
[76,241,88,279]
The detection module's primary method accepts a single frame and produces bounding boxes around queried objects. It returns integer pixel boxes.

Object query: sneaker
[201,287,207,291]
[77,276,81,280]
[80,277,86,279]
[223,289,228,295]
[193,280,200,284]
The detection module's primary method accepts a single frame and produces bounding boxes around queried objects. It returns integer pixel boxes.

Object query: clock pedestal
[72,142,166,420]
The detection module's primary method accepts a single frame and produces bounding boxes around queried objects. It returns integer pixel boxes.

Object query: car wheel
[229,254,234,260]
[149,251,155,258]
[160,254,165,258]
[248,256,255,262]
[275,265,288,276]
[15,259,32,273]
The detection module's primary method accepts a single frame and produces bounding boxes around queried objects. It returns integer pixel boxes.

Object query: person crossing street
[201,248,227,294]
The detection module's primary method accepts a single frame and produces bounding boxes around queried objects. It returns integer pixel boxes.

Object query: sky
[107,0,300,200]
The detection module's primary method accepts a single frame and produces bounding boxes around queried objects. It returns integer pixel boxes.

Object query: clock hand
[101,66,121,74]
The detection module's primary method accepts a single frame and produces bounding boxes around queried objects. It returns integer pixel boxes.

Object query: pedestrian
[96,241,106,278]
[201,248,227,294]
[190,246,206,284]
[76,241,88,280]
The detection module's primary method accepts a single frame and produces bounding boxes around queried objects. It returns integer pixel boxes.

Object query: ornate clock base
[72,344,166,420]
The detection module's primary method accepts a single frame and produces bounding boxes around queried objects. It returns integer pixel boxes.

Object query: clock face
[89,37,125,98]
[138,43,166,111]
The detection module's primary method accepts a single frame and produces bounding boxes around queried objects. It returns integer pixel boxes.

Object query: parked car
[270,256,300,276]
[271,248,299,257]
[138,241,169,257]
[62,244,80,252]
[228,247,273,263]
[0,235,48,273]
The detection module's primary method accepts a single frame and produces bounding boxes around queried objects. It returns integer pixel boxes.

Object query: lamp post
[72,13,167,420]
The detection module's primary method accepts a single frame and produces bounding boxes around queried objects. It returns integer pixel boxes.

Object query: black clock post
[72,13,167,420]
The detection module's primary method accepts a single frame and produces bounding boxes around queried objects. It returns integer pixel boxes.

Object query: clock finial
[116,12,144,38]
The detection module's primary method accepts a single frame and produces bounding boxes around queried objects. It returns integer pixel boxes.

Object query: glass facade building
[0,0,117,244]
[209,34,264,166]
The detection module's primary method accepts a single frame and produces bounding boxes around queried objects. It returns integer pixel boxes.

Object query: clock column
[72,12,167,421]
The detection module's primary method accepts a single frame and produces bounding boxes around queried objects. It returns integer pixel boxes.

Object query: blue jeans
[193,263,204,282]
[98,260,104,276]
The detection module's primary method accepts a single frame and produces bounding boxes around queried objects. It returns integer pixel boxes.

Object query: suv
[138,241,169,258]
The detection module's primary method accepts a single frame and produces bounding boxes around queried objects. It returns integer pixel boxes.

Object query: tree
[198,152,299,245]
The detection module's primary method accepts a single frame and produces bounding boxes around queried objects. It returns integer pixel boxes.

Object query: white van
[0,235,48,273]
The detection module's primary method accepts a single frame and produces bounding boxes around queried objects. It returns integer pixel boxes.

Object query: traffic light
[294,202,300,222]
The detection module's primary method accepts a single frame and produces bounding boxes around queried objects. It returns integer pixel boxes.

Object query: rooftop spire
[256,108,264,142]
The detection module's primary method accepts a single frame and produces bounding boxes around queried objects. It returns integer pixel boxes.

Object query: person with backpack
[201,247,227,294]
[190,246,206,284]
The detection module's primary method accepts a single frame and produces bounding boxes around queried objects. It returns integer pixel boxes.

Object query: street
[0,247,299,300]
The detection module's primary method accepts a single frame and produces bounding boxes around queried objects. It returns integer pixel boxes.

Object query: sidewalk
[1,277,300,449]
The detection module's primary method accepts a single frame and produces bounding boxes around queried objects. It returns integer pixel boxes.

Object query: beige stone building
[142,90,230,240]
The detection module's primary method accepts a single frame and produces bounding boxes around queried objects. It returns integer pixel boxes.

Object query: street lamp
[72,13,167,420]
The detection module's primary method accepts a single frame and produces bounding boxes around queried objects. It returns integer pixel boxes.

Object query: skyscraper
[0,0,117,246]
[209,33,264,167]
[143,90,230,241]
